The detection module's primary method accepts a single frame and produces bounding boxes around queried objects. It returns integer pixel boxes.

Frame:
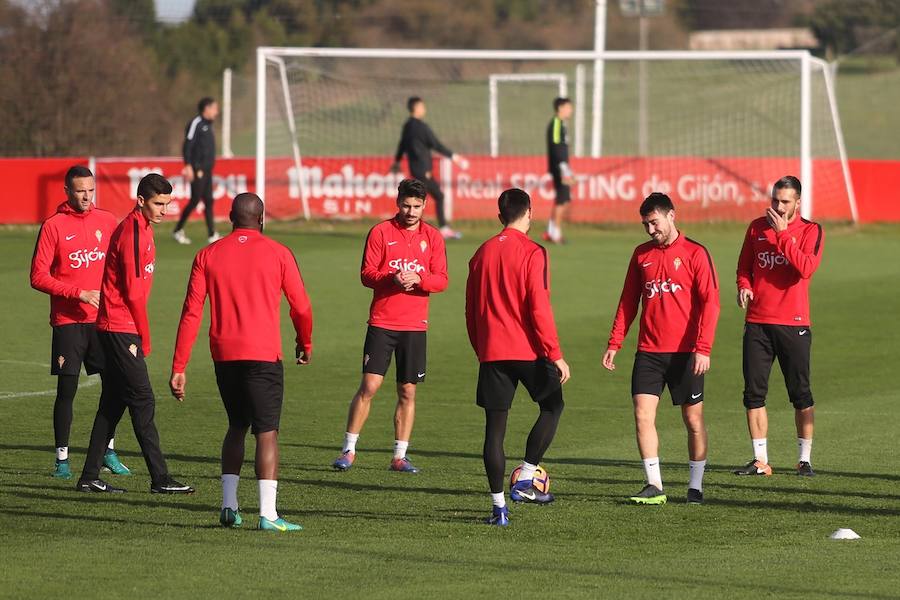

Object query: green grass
[1,221,899,598]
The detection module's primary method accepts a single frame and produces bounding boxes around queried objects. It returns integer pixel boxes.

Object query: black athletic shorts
[551,172,571,205]
[631,351,704,406]
[742,323,813,410]
[476,359,564,411]
[362,325,426,384]
[214,360,284,434]
[51,323,106,376]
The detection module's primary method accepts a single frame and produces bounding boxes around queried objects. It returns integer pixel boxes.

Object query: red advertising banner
[0,155,891,224]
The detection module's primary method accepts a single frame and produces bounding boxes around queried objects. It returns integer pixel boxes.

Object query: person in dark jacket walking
[391,97,468,240]
[174,97,220,245]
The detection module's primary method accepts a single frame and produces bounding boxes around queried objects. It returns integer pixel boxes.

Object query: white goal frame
[256,47,857,222]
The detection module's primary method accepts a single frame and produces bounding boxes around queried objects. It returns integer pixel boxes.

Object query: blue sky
[155,0,196,23]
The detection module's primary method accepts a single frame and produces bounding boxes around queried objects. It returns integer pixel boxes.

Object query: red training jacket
[171,228,313,372]
[736,216,824,326]
[30,202,118,326]
[608,232,720,355]
[466,228,563,363]
[361,217,448,331]
[96,208,156,355]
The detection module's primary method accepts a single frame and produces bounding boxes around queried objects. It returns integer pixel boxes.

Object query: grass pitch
[1,220,899,599]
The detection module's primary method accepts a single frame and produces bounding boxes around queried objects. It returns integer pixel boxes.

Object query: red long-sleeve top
[361,217,448,331]
[171,229,313,372]
[608,232,720,355]
[736,216,824,326]
[96,208,155,355]
[466,228,563,363]
[30,202,118,326]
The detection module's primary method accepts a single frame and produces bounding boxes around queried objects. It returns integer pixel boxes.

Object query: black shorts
[476,359,564,411]
[362,326,426,384]
[51,323,106,376]
[631,351,704,406]
[551,172,571,205]
[742,323,813,409]
[214,361,284,434]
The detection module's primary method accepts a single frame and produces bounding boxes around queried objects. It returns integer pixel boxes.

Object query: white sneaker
[207,233,222,244]
[173,230,191,245]
[440,226,462,240]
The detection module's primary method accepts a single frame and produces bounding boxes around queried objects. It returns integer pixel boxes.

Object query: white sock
[752,438,768,464]
[107,438,115,451]
[221,474,239,510]
[258,479,278,521]
[491,492,506,508]
[643,457,663,489]
[688,459,706,492]
[56,447,68,461]
[798,438,812,463]
[342,432,359,454]
[393,440,409,460]
[547,219,557,237]
[517,461,538,482]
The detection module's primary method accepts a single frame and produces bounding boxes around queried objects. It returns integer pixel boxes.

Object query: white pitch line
[0,359,100,399]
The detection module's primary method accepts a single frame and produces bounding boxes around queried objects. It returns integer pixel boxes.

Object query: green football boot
[628,484,667,505]
[258,516,303,532]
[220,507,243,528]
[102,449,131,475]
[52,459,73,479]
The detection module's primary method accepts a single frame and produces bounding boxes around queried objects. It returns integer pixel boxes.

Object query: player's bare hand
[400,270,422,287]
[562,175,575,186]
[296,345,311,365]
[78,289,100,308]
[389,161,402,175]
[602,348,617,371]
[169,372,186,401]
[182,164,194,182]
[554,358,571,384]
[738,288,754,309]
[693,352,710,376]
[452,153,470,170]
[765,207,788,233]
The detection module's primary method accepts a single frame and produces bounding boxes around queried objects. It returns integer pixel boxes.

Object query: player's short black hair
[639,192,675,217]
[407,96,423,112]
[773,175,802,198]
[397,178,427,203]
[498,188,531,225]
[553,97,571,111]
[197,96,216,114]
[65,165,93,188]
[137,173,173,200]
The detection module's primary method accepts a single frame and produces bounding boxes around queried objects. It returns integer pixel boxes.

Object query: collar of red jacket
[500,227,529,240]
[231,227,262,237]
[656,229,685,250]
[56,201,92,218]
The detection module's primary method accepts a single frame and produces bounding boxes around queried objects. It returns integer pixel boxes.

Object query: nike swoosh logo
[66,234,77,240]
[642,262,653,267]
[417,372,426,378]
[271,520,286,531]
[799,330,808,335]
[387,241,398,246]
[757,237,767,241]
[691,393,703,399]
[516,490,536,500]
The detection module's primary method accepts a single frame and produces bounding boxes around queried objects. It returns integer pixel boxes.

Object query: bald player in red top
[331,178,448,474]
[467,188,571,526]
[170,193,313,532]
[603,193,720,506]
[732,175,824,478]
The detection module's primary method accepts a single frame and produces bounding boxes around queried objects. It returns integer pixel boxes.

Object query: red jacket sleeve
[736,224,755,291]
[360,227,394,290]
[419,232,448,293]
[283,250,314,355]
[119,222,152,355]
[30,223,81,300]
[525,246,562,362]
[608,249,642,351]
[776,222,824,280]
[171,253,207,373]
[692,247,720,355]
[464,257,479,354]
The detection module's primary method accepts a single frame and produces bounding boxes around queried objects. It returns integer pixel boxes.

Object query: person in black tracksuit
[392,96,467,239]
[174,97,219,244]
[544,97,575,244]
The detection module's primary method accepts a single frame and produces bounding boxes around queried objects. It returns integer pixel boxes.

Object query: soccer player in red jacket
[466,188,571,526]
[733,176,824,478]
[76,173,193,495]
[169,193,313,532]
[331,178,448,474]
[603,193,720,506]
[30,165,130,478]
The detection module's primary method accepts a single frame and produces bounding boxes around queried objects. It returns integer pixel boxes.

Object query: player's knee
[396,383,416,404]
[790,394,814,410]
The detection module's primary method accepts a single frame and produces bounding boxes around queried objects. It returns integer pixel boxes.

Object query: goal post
[255,47,857,223]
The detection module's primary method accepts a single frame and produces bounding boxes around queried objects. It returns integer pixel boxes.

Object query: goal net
[255,48,857,223]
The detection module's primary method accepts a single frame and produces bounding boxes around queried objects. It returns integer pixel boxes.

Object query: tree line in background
[1,0,898,157]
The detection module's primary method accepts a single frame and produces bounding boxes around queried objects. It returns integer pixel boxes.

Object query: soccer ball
[509,464,550,493]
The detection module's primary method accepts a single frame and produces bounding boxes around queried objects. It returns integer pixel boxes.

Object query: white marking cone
[829,528,861,540]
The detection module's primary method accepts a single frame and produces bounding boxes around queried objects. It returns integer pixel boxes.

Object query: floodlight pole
[591,0,607,157]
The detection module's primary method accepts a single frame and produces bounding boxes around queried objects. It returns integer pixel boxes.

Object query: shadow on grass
[0,443,219,466]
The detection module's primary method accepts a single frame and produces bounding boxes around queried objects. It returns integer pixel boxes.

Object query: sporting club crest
[57,356,65,369]
[673,257,682,271]
[95,230,102,243]
[420,240,428,253]
[128,344,138,357]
